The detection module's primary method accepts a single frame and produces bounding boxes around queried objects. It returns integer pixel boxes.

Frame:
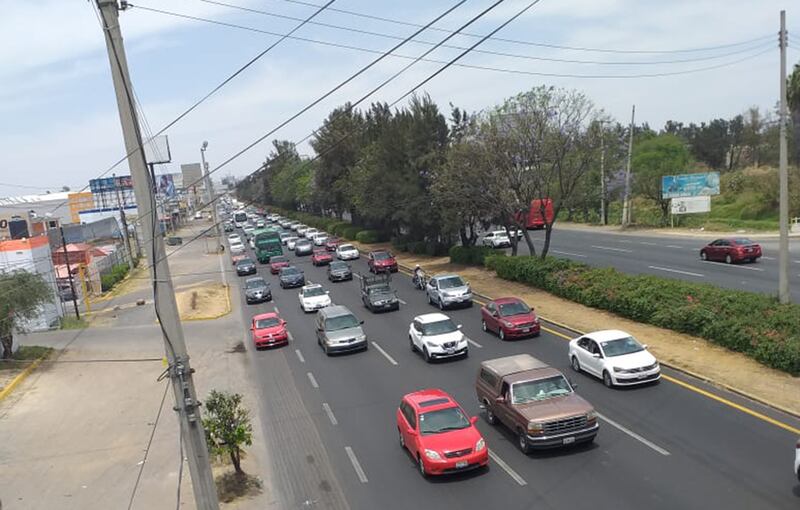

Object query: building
[0,236,62,331]
[0,212,59,241]
[0,191,72,226]
[67,192,95,223]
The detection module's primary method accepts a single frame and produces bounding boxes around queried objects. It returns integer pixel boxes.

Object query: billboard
[661,172,720,199]
[156,174,176,198]
[89,175,133,193]
[180,163,203,190]
[671,196,711,215]
[143,135,171,164]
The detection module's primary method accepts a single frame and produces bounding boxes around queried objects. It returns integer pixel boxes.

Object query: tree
[203,390,253,475]
[631,134,691,223]
[788,61,800,164]
[0,271,54,359]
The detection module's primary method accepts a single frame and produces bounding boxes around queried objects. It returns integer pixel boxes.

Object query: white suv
[408,313,469,363]
[482,230,511,248]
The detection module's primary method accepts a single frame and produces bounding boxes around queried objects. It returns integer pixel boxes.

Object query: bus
[517,199,554,230]
[233,209,248,228]
[253,227,283,263]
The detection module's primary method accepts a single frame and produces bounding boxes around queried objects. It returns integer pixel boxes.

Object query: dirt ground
[175,281,231,321]
[356,241,800,416]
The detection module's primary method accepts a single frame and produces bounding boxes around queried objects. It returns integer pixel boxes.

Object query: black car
[244,276,271,304]
[279,266,305,288]
[236,257,257,276]
[295,239,314,256]
[360,273,400,313]
[327,261,353,282]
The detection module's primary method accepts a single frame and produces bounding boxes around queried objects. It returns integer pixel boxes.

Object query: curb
[0,359,42,402]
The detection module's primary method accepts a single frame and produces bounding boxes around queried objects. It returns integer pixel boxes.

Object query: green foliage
[60,317,87,330]
[342,226,362,240]
[0,270,55,358]
[484,255,800,374]
[355,230,385,244]
[449,246,498,266]
[101,263,130,292]
[203,390,253,474]
[632,134,691,224]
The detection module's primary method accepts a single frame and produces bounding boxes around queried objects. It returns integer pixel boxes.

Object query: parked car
[327,261,353,282]
[325,237,341,251]
[426,274,472,310]
[482,230,511,248]
[315,305,367,355]
[250,312,288,349]
[269,255,290,274]
[408,313,468,362]
[568,330,660,388]
[311,247,333,266]
[194,211,203,219]
[360,273,400,313]
[299,283,333,313]
[480,297,540,340]
[236,257,257,276]
[700,237,762,264]
[476,354,598,452]
[397,389,489,477]
[295,239,314,256]
[279,266,305,288]
[336,243,360,260]
[244,276,271,304]
[286,236,300,250]
[367,250,398,273]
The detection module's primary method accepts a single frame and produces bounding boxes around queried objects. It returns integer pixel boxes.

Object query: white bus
[233,209,248,228]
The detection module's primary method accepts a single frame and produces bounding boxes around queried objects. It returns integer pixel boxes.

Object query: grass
[60,316,88,330]
[0,345,54,372]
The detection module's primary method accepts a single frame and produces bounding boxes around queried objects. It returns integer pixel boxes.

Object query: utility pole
[778,10,790,304]
[200,142,222,252]
[621,105,636,227]
[95,2,220,508]
[58,226,80,320]
[599,120,607,225]
[112,173,134,265]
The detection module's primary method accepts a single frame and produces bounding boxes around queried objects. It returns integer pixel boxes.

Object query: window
[486,303,496,314]
[498,301,531,317]
[577,338,589,350]
[255,317,280,329]
[400,402,416,430]
[501,381,510,401]
[479,369,497,388]
[600,336,645,357]
[420,319,458,336]
[511,376,572,403]
[419,407,469,435]
[438,276,465,289]
[324,314,360,331]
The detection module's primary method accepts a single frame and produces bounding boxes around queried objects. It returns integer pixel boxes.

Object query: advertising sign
[180,163,203,190]
[90,175,133,192]
[670,196,711,215]
[156,174,176,198]
[661,172,720,199]
[143,135,171,164]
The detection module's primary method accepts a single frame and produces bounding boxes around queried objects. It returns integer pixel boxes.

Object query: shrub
[449,246,497,266]
[341,226,361,240]
[100,263,130,292]
[484,255,800,375]
[355,230,384,244]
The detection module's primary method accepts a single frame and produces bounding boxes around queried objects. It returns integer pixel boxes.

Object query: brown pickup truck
[476,354,598,453]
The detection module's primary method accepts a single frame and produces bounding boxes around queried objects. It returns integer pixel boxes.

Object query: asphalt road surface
[505,227,800,301]
[230,231,800,510]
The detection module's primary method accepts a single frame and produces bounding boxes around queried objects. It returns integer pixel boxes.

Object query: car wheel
[438,297,445,311]
[423,347,432,363]
[518,429,531,454]
[428,293,433,305]
[499,329,506,341]
[725,254,732,264]
[481,319,487,332]
[603,370,614,388]
[418,455,427,478]
[398,428,405,449]
[571,356,581,373]
[700,251,707,261]
[484,400,497,425]
[749,257,757,263]
[409,335,416,352]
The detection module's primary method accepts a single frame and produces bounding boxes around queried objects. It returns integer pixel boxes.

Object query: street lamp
[199,141,222,252]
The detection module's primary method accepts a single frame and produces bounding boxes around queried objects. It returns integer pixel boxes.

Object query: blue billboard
[661,172,720,199]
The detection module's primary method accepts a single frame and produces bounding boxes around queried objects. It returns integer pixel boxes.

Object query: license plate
[637,373,648,379]
[522,328,530,333]
[455,461,468,469]
[563,437,575,445]
[446,348,455,354]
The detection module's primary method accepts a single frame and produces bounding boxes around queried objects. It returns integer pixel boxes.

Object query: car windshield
[732,238,755,245]
[271,256,287,264]
[601,336,644,357]
[512,376,572,404]
[419,406,470,435]
[281,267,300,276]
[373,252,391,260]
[303,287,326,297]
[438,276,465,289]
[245,279,266,289]
[499,301,531,316]
[255,318,280,329]
[421,319,457,336]
[330,262,348,270]
[325,314,360,331]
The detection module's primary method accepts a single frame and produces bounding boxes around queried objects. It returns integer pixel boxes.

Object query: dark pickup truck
[360,273,400,313]
[476,354,598,453]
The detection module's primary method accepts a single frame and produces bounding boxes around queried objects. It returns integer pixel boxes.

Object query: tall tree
[787,62,800,164]
[0,271,54,359]
[631,134,691,224]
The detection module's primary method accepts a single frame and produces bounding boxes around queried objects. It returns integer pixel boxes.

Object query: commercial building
[0,236,62,331]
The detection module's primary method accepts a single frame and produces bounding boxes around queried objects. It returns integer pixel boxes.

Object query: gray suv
[315,305,368,356]
[426,274,473,310]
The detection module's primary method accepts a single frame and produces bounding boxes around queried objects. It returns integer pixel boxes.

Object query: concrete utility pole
[599,120,607,225]
[58,226,80,321]
[621,105,636,227]
[95,2,220,508]
[112,173,134,264]
[778,11,791,304]
[200,142,222,252]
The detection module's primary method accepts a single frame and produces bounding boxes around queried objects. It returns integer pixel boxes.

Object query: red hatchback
[397,389,489,477]
[480,297,540,340]
[700,237,762,264]
[269,255,290,274]
[311,248,334,266]
[368,251,398,273]
[325,237,341,252]
[250,312,288,349]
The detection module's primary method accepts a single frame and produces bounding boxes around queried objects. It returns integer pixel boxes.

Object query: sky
[1,0,798,199]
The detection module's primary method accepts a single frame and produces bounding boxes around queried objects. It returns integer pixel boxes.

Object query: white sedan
[286,237,300,250]
[336,243,360,260]
[568,330,660,388]
[298,283,332,313]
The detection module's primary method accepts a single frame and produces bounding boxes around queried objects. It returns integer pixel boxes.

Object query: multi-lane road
[511,226,800,301]
[229,229,800,510]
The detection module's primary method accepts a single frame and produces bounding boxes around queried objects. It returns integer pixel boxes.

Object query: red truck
[517,199,554,230]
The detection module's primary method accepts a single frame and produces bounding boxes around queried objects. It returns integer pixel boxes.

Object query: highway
[230,230,800,510]
[508,226,800,301]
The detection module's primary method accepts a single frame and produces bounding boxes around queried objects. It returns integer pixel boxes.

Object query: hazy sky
[1,0,798,198]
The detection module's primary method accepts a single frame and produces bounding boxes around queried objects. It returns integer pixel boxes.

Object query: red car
[311,248,334,266]
[250,312,289,349]
[700,237,762,264]
[397,389,489,477]
[231,254,246,266]
[269,255,290,274]
[325,237,341,252]
[368,251,398,273]
[480,297,540,340]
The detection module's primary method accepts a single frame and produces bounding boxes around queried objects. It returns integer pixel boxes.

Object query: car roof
[481,354,549,376]
[490,297,523,305]
[338,243,355,248]
[280,265,300,272]
[583,330,631,342]
[432,273,462,280]
[302,283,323,290]
[252,312,279,321]
[245,276,265,283]
[319,304,354,318]
[404,389,458,411]
[414,312,450,324]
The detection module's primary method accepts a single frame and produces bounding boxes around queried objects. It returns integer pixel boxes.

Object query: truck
[476,354,598,453]
[253,227,283,263]
[516,198,554,230]
[360,272,400,313]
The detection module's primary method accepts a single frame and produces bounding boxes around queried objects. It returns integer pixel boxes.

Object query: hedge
[342,226,362,240]
[484,255,800,375]
[449,245,498,266]
[355,230,386,244]
[101,263,130,292]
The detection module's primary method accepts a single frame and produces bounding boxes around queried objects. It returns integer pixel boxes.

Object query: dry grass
[174,282,230,320]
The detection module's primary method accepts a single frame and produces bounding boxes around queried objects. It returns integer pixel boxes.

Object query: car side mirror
[569,378,578,389]
[470,416,478,425]
[360,320,365,325]
[407,428,418,437]
[641,344,648,350]
[457,324,463,329]
[495,396,505,403]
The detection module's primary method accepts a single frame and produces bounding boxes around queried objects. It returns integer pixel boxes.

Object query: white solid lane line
[648,266,705,278]
[295,349,305,363]
[664,245,684,249]
[700,261,764,272]
[467,338,483,348]
[551,250,587,258]
[345,446,369,483]
[761,256,775,260]
[398,298,407,305]
[307,372,319,389]
[639,241,658,246]
[488,449,527,486]
[371,341,399,366]
[617,240,635,244]
[273,306,280,314]
[596,412,670,456]
[322,403,338,426]
[591,245,633,253]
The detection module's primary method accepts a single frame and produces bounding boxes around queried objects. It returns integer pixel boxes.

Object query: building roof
[0,191,72,206]
[0,235,50,252]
